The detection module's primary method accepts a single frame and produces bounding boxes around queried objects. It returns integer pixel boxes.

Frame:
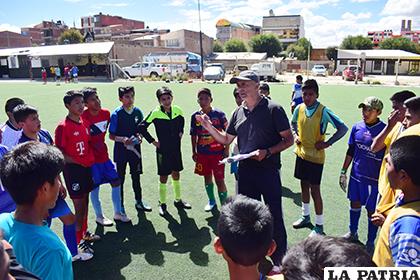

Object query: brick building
[21,20,68,45]
[0,31,31,49]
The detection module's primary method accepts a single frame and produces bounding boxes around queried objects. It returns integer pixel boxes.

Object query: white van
[250,62,276,81]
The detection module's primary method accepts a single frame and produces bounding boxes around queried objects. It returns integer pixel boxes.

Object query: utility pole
[198,0,204,80]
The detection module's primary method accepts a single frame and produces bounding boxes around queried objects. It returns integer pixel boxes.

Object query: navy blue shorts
[347,176,378,212]
[92,160,119,187]
[63,163,94,199]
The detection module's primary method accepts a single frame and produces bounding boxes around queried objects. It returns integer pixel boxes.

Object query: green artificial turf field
[0,81,417,279]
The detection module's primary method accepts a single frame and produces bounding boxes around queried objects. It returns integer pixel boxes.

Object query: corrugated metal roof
[0,41,114,57]
[337,49,420,60]
[211,52,267,60]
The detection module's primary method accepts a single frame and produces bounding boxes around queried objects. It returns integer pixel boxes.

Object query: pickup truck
[250,62,276,81]
[122,62,166,78]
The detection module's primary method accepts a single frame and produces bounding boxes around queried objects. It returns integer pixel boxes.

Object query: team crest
[72,183,80,191]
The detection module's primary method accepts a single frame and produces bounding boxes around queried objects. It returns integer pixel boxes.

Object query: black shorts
[63,163,94,199]
[156,150,183,176]
[294,156,324,185]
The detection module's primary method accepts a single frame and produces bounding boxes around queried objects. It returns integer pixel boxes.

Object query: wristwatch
[265,148,272,159]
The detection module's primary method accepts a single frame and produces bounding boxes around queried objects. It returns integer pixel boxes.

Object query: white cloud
[169,0,186,7]
[341,12,371,21]
[351,0,377,2]
[382,0,420,17]
[0,23,21,33]
[64,0,83,2]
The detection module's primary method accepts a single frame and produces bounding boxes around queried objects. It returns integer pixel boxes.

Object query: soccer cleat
[83,231,101,242]
[158,203,168,217]
[136,200,152,212]
[174,200,192,210]
[292,215,311,229]
[343,231,359,243]
[309,225,325,237]
[73,242,94,262]
[204,201,216,212]
[78,240,94,254]
[95,216,114,227]
[114,213,131,223]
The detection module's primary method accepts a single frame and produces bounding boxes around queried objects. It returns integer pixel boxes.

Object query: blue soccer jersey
[18,129,53,145]
[349,121,386,181]
[0,145,16,214]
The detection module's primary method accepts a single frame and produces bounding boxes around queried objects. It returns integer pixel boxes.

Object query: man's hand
[371,212,385,227]
[315,141,330,150]
[153,141,160,149]
[195,114,213,131]
[388,109,401,128]
[252,149,267,162]
[339,173,347,193]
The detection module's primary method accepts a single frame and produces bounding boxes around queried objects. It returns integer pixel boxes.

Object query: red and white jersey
[55,117,94,167]
[81,109,110,163]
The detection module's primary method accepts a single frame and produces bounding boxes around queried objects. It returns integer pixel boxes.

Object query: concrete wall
[279,60,333,73]
[0,31,31,48]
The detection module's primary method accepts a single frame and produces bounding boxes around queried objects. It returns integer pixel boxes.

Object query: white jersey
[0,121,22,150]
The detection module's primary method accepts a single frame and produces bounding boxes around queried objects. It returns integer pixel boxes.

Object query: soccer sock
[205,183,216,203]
[367,218,378,245]
[159,183,167,204]
[302,203,310,217]
[315,214,324,226]
[111,186,122,214]
[172,179,182,201]
[218,191,228,205]
[76,230,83,245]
[90,187,103,218]
[349,208,361,234]
[63,223,78,256]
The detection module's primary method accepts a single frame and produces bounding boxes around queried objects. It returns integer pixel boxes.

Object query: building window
[373,60,382,71]
[166,39,180,47]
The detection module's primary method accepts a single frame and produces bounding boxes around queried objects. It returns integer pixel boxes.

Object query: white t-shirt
[0,121,22,150]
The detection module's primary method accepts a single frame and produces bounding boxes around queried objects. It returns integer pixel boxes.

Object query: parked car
[122,62,165,78]
[342,65,363,81]
[232,65,249,76]
[250,62,276,81]
[203,66,225,81]
[311,65,327,76]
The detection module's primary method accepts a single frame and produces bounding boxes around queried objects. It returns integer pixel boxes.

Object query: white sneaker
[73,241,94,262]
[114,213,131,223]
[96,216,114,226]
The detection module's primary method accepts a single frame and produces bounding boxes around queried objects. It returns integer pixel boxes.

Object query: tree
[249,34,282,57]
[379,37,420,54]
[296,38,312,59]
[326,46,338,60]
[340,35,373,50]
[285,44,306,60]
[59,29,83,44]
[213,41,224,52]
[224,39,247,52]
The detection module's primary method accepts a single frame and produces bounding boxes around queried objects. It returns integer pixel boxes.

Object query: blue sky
[0,0,418,47]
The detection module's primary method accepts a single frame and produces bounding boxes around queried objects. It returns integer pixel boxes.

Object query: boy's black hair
[118,86,135,98]
[5,98,24,114]
[82,87,97,102]
[12,104,38,124]
[156,86,173,100]
[217,195,273,266]
[63,90,84,105]
[390,90,416,104]
[404,96,420,115]
[233,88,239,98]
[302,79,319,95]
[0,142,65,205]
[259,83,270,92]
[282,235,376,280]
[296,75,303,81]
[389,135,420,186]
[197,88,212,98]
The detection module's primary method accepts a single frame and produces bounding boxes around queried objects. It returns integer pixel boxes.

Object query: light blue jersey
[0,213,73,280]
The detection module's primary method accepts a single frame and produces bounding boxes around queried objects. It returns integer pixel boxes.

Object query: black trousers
[238,164,287,266]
